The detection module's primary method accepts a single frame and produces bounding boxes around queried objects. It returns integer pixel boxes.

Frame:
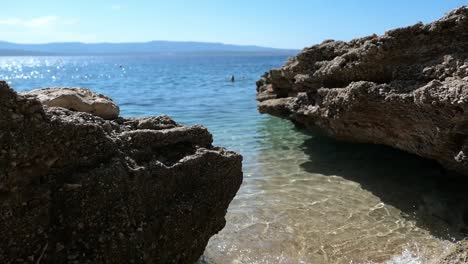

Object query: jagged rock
[21,87,120,119]
[257,6,468,176]
[0,82,243,263]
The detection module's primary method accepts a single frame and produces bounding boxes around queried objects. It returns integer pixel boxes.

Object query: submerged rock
[21,87,120,119]
[0,82,243,263]
[257,6,468,176]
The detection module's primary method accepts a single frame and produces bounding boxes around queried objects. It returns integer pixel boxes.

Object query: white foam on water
[381,242,454,264]
[384,248,425,264]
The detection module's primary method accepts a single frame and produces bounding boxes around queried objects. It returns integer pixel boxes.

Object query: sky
[1,0,467,49]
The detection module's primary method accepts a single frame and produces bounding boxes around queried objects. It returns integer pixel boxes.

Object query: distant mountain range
[0,41,298,56]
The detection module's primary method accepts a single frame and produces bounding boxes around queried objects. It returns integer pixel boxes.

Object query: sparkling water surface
[2,55,468,264]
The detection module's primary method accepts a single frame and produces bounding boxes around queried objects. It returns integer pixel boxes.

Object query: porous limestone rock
[257,6,468,176]
[0,82,243,263]
[21,87,120,119]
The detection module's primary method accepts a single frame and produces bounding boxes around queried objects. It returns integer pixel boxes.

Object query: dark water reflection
[300,135,468,243]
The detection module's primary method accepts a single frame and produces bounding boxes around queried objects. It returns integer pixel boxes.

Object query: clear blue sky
[1,0,467,49]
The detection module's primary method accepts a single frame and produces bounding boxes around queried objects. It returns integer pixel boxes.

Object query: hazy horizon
[0,40,299,56]
[0,40,296,50]
[1,0,467,49]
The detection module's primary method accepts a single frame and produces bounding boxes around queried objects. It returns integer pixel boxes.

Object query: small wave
[381,242,452,264]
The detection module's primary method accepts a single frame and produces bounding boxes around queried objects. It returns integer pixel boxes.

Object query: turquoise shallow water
[2,55,468,263]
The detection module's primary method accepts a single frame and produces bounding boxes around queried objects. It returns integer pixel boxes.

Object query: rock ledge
[257,6,468,176]
[21,87,120,119]
[0,82,243,263]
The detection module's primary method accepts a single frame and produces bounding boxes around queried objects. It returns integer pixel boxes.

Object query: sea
[2,55,467,264]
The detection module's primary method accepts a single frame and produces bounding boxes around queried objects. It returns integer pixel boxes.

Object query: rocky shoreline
[256,7,468,176]
[0,83,243,263]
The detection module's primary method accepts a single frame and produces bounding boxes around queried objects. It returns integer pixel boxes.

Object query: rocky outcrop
[257,7,468,176]
[440,240,468,264]
[0,82,243,263]
[21,87,120,119]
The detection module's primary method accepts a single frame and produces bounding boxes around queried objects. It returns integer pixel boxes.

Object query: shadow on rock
[299,135,468,242]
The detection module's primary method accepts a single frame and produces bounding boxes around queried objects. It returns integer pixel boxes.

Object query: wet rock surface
[257,7,468,176]
[0,82,243,263]
[21,87,120,119]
